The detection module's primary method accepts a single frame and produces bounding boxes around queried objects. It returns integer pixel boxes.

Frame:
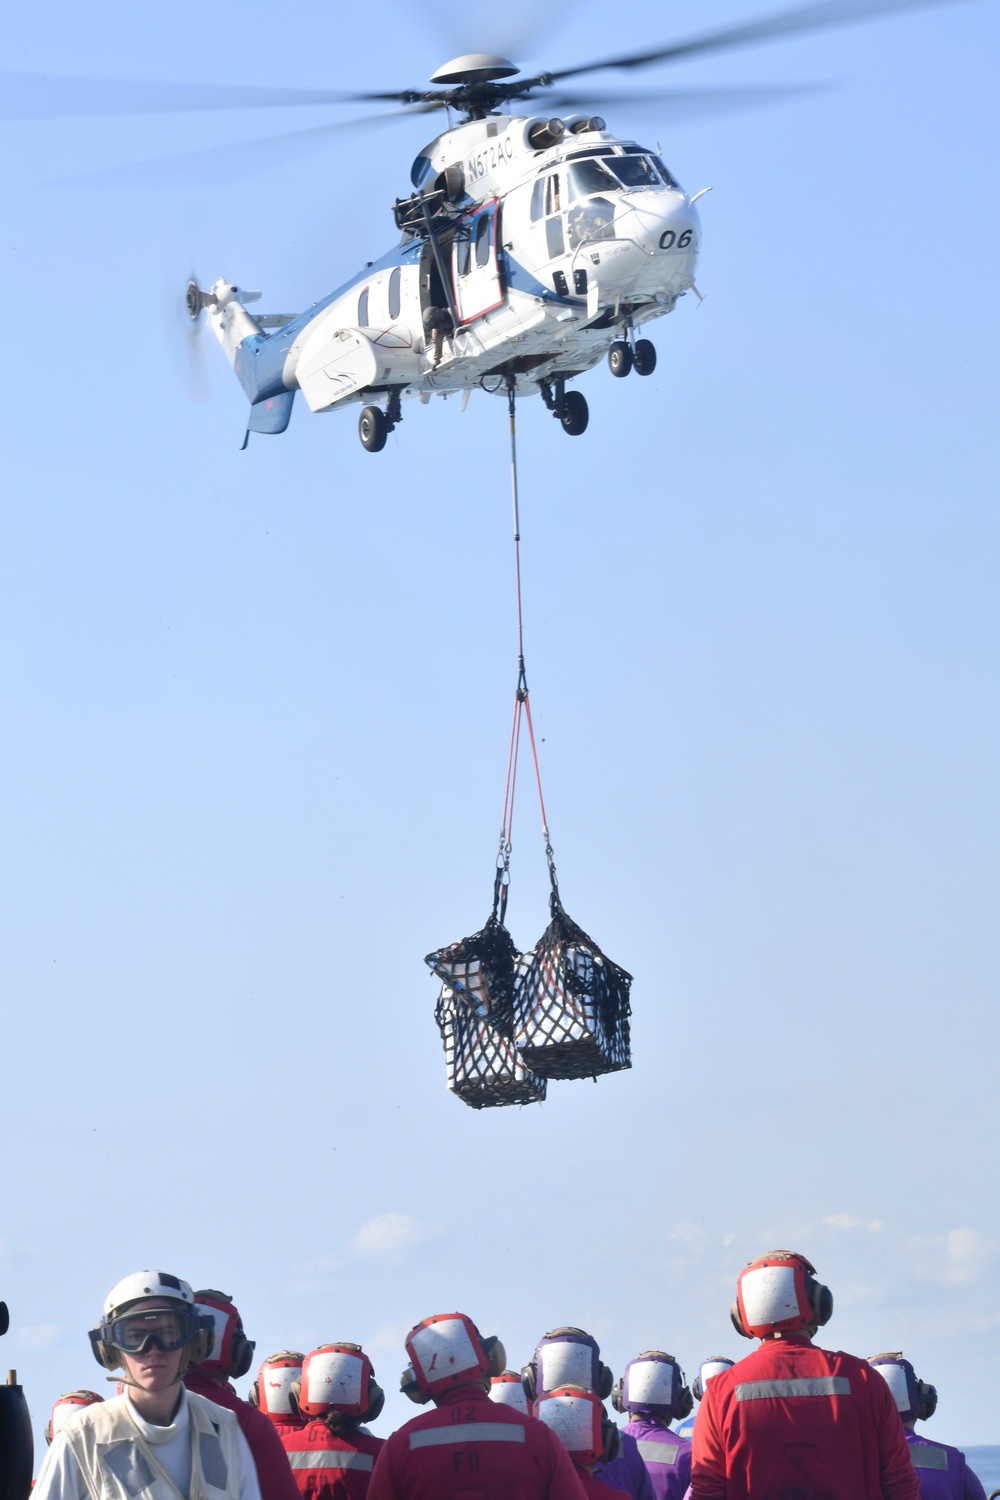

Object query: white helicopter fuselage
[200,110,703,442]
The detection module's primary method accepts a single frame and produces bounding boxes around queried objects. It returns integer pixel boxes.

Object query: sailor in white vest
[34,1270,262,1500]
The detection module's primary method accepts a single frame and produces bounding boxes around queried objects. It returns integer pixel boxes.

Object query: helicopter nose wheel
[559,390,589,436]
[358,404,388,452]
[633,339,657,376]
[608,341,633,378]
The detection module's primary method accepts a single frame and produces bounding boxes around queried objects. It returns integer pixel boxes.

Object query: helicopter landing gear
[559,390,589,435]
[608,341,633,378]
[633,338,657,376]
[540,377,589,436]
[358,405,387,452]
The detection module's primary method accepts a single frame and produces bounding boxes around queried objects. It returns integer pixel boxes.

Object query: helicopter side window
[546,213,564,260]
[388,266,401,319]
[545,175,561,215]
[358,287,369,326]
[530,178,545,222]
[455,224,472,278]
[607,154,660,189]
[474,211,491,268]
[567,158,619,202]
[567,197,616,251]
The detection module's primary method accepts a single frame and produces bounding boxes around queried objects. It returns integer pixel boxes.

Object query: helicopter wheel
[633,339,657,376]
[560,391,589,436]
[358,405,388,452]
[608,341,633,378]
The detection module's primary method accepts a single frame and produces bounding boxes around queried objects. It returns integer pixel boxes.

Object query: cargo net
[434,985,548,1109]
[425,912,518,1034]
[513,900,632,1080]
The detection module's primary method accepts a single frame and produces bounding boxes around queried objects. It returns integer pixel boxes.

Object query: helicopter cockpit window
[606,154,660,189]
[567,197,616,250]
[530,178,545,222]
[650,155,679,190]
[388,266,401,319]
[474,212,491,267]
[358,287,369,326]
[567,158,619,202]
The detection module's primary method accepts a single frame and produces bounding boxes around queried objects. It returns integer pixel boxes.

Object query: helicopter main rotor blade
[531,82,834,121]
[0,72,414,122]
[545,0,977,83]
[58,103,445,189]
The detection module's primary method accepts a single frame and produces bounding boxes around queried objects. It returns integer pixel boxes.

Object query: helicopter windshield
[606,154,661,189]
[567,158,619,202]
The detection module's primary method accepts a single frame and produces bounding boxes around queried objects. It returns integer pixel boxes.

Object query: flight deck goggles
[99,1306,206,1355]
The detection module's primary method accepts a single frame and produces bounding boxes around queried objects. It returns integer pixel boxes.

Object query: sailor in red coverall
[534,1385,629,1500]
[690,1250,921,1500]
[185,1290,301,1500]
[366,1311,587,1500]
[279,1343,385,1500]
[250,1350,307,1440]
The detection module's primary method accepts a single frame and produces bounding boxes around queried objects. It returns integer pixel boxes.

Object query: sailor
[33,1270,261,1500]
[249,1350,307,1436]
[366,1311,586,1500]
[609,1352,694,1500]
[279,1344,385,1499]
[676,1360,734,1444]
[45,1393,104,1445]
[185,1290,301,1500]
[868,1354,987,1500]
[690,1250,920,1500]
[421,304,453,367]
[522,1328,653,1500]
[534,1385,628,1500]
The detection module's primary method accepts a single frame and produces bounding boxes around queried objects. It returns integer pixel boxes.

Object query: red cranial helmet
[45,1391,103,1444]
[732,1251,833,1339]
[190,1291,256,1379]
[401,1313,506,1402]
[490,1371,530,1415]
[299,1344,385,1424]
[534,1387,620,1466]
[250,1351,305,1419]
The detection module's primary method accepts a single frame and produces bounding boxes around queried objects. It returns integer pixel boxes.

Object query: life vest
[64,1390,243,1500]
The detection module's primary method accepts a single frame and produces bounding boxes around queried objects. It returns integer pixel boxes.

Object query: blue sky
[2,0,998,1463]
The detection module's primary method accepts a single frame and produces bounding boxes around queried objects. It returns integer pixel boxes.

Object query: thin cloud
[353,1212,432,1259]
[18,1323,60,1349]
[908,1227,997,1287]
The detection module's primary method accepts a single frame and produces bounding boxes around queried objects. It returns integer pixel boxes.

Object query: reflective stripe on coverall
[906,1433,987,1500]
[279,1422,385,1500]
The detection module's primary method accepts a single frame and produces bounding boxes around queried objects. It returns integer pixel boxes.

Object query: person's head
[89,1271,214,1394]
[730,1251,832,1342]
[45,1391,103,1444]
[489,1371,530,1415]
[533,1386,621,1472]
[867,1353,938,1430]
[692,1357,735,1403]
[611,1351,692,1428]
[297,1344,385,1432]
[187,1290,256,1384]
[399,1313,506,1405]
[249,1351,305,1425]
[521,1328,614,1408]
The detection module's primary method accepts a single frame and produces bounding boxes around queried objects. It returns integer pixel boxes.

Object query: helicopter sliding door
[452,199,504,324]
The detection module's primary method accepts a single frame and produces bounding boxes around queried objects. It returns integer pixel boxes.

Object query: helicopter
[4,0,971,450]
[187,64,704,451]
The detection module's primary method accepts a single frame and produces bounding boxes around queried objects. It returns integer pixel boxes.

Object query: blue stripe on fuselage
[234,238,425,403]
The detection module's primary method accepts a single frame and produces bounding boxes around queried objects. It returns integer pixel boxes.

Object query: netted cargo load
[434,984,548,1109]
[512,899,632,1080]
[425,910,518,1035]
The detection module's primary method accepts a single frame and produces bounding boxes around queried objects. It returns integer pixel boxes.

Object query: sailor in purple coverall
[604,1352,694,1500]
[868,1354,987,1500]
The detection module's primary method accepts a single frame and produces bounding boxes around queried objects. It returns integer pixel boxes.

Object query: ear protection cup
[730,1302,751,1340]
[597,1363,614,1402]
[675,1383,694,1420]
[610,1378,625,1416]
[521,1361,537,1405]
[248,1381,259,1408]
[400,1363,432,1405]
[601,1415,621,1463]
[917,1381,938,1422]
[365,1378,386,1424]
[289,1381,302,1420]
[483,1335,507,1380]
[806,1276,833,1328]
